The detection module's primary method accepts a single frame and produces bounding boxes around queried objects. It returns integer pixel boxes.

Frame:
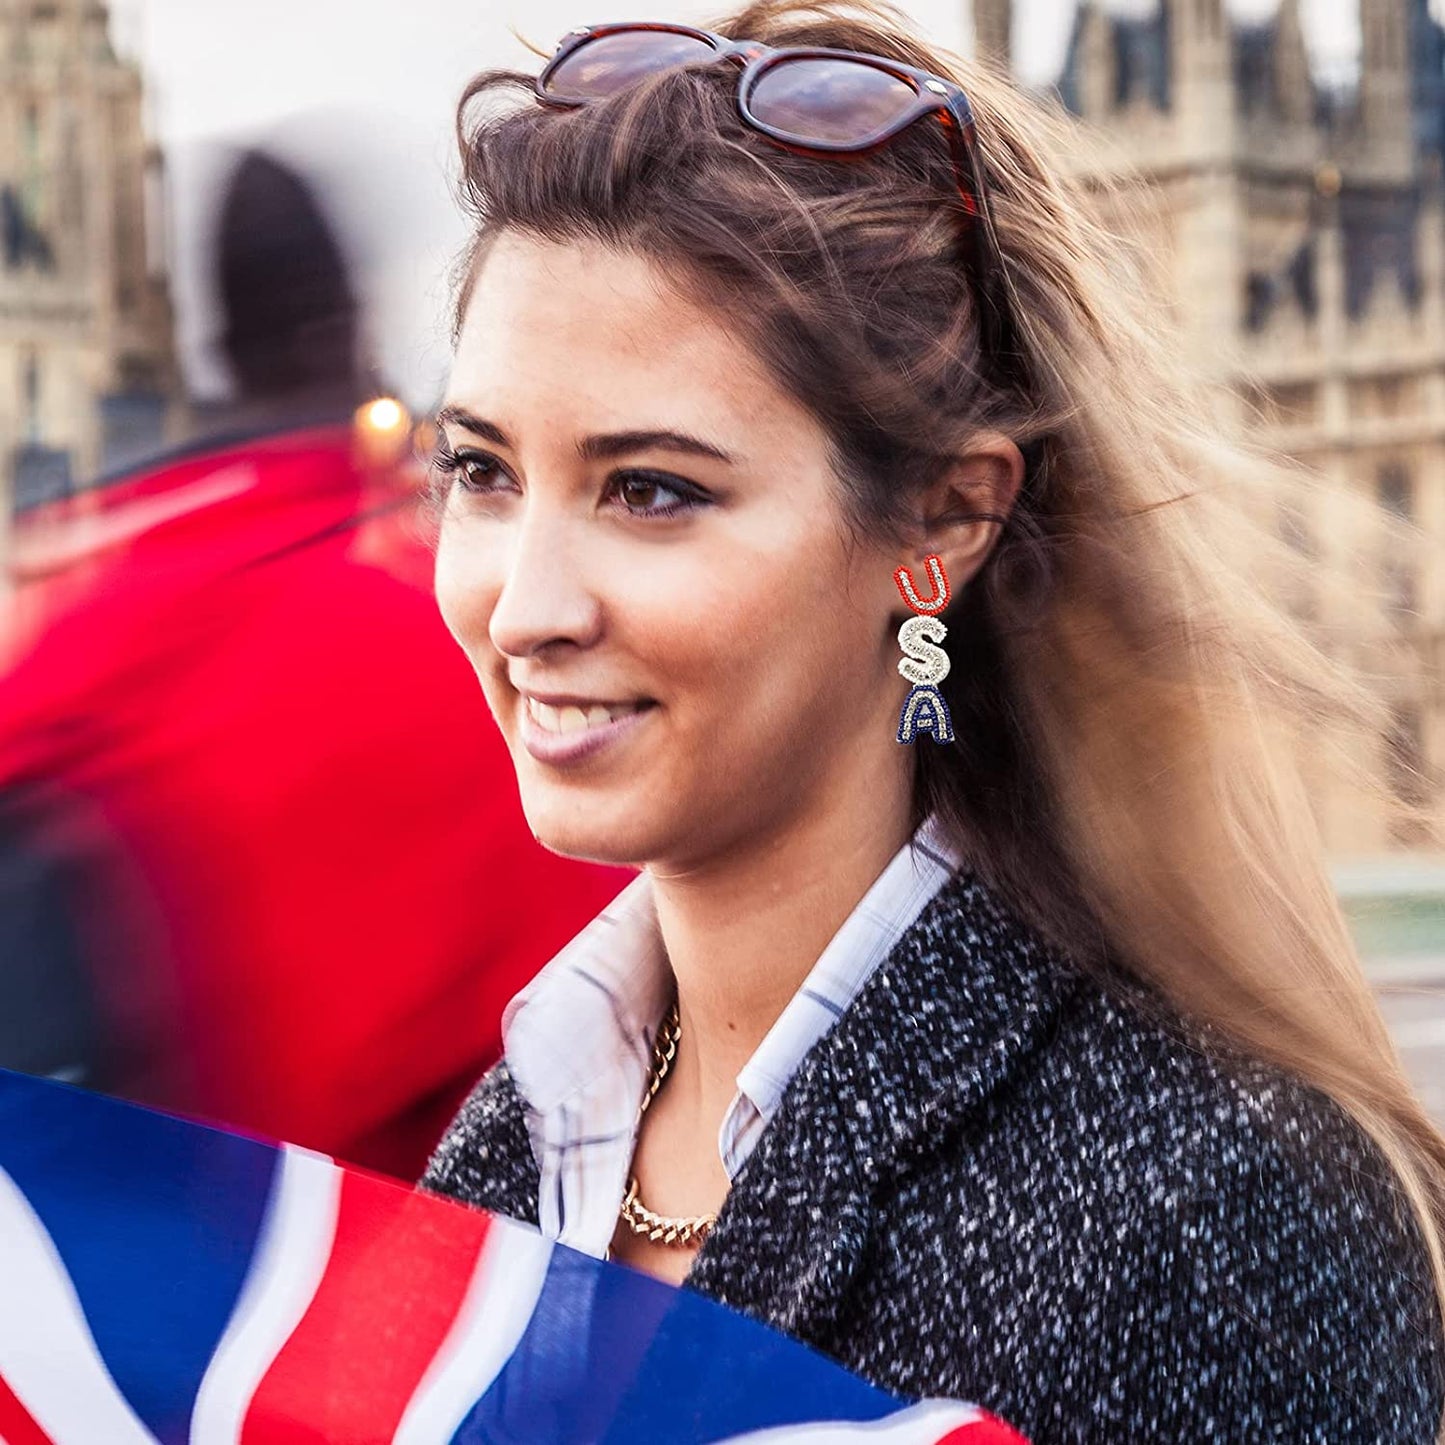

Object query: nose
[487,500,603,660]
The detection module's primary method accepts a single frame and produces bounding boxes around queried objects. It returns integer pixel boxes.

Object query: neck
[648,771,915,1126]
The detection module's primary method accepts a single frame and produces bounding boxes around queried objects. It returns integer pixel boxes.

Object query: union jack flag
[0,1069,1026,1444]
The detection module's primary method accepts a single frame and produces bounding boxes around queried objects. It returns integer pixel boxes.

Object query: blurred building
[977,0,1445,853]
[0,0,178,553]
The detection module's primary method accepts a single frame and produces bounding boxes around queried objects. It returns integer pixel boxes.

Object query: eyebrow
[434,406,738,466]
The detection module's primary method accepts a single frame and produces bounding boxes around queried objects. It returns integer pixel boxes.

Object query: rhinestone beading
[895,555,954,744]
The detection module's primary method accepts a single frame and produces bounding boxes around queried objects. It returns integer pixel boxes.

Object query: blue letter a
[896,685,954,744]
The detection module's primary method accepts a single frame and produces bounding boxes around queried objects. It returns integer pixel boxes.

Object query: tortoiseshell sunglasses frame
[535,20,1020,372]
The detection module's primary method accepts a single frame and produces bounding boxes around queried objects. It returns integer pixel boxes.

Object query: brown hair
[448,0,1445,1393]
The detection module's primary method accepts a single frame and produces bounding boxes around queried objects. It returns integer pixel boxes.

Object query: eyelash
[430,441,709,521]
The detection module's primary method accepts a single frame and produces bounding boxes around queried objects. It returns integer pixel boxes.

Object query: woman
[421,2,1445,1438]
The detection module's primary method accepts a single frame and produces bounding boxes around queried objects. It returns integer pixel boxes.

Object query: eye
[431,442,511,495]
[611,470,709,519]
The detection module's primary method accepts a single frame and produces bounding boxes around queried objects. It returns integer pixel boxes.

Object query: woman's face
[433,232,910,870]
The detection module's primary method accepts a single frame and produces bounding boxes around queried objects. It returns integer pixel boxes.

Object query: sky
[104,0,1389,406]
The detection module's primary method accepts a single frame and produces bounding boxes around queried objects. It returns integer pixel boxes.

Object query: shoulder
[1011,975,1445,1434]
[1072,976,1421,1240]
[419,1060,540,1225]
[868,942,1445,1436]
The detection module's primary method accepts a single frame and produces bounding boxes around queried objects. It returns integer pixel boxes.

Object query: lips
[515,692,657,767]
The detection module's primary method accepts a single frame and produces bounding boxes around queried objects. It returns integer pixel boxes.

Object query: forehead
[449,232,816,449]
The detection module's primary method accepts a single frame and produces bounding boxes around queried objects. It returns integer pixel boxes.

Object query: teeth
[525,697,651,734]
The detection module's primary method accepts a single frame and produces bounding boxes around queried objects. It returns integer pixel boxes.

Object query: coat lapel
[685,868,1081,1343]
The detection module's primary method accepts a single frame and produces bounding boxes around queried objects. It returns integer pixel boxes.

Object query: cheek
[433,521,501,660]
[667,564,882,729]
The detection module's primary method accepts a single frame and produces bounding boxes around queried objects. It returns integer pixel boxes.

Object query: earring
[894,555,954,745]
[894,554,949,615]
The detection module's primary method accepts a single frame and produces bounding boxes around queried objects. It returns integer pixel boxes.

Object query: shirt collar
[500,813,961,1250]
[725,811,962,1157]
[501,870,669,1117]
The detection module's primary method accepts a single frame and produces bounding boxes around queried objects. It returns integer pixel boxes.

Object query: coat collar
[685,867,1082,1340]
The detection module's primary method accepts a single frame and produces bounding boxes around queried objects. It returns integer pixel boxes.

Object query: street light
[354,396,411,466]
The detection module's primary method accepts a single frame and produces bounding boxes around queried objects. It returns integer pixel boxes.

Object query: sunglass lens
[747,58,919,145]
[544,30,718,102]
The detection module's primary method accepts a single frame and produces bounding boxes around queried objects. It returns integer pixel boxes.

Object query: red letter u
[893,555,950,615]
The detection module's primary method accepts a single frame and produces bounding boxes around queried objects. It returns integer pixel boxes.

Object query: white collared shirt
[501,814,962,1257]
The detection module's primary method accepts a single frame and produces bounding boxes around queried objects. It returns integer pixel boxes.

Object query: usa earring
[894,554,954,745]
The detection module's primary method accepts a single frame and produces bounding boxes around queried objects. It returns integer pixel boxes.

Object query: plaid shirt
[501,814,962,1256]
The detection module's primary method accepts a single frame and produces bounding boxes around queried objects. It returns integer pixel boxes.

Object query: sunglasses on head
[534,20,1020,372]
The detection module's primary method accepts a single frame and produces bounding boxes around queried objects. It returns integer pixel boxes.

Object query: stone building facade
[976,0,1445,852]
[0,0,176,551]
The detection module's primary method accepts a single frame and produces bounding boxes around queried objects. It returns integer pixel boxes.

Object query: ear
[900,432,1023,599]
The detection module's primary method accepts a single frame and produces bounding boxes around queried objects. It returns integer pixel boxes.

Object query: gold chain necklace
[617,999,719,1249]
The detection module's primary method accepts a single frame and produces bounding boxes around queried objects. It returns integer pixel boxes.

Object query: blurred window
[1263,382,1316,427]
[1350,374,1420,420]
[1388,706,1434,847]
[3,102,54,271]
[1377,462,1417,616]
[22,104,43,230]
[23,350,41,443]
[1379,462,1414,519]
[1275,496,1317,623]
[12,445,73,513]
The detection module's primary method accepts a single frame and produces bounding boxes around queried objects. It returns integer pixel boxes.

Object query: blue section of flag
[593,1261,895,1444]
[0,1068,983,1445]
[452,1246,895,1444]
[0,1069,279,1444]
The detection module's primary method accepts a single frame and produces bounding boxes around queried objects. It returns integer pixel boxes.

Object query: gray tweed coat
[422,868,1445,1443]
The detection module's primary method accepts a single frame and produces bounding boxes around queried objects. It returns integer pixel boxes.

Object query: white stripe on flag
[189,1146,343,1445]
[391,1214,555,1445]
[721,1400,987,1443]
[0,1165,161,1445]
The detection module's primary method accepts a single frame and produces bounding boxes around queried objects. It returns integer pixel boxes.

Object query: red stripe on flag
[240,1169,492,1444]
[937,1416,1031,1445]
[0,1373,57,1445]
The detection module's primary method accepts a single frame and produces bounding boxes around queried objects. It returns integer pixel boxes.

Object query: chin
[517,787,659,869]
